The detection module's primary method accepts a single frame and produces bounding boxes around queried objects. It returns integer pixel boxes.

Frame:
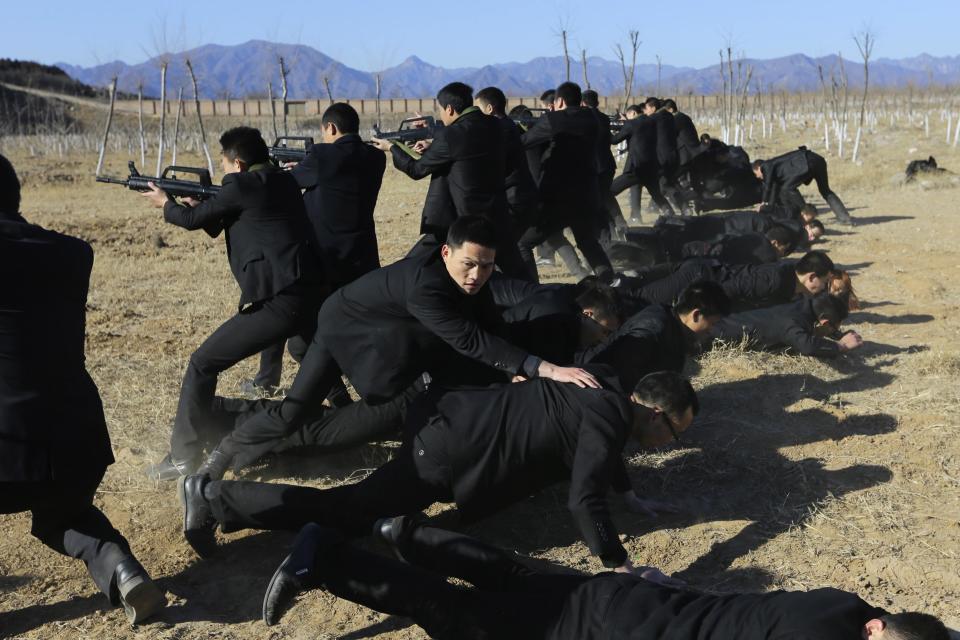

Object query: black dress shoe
[372,513,426,562]
[113,558,166,625]
[177,475,217,558]
[144,453,200,481]
[263,523,343,626]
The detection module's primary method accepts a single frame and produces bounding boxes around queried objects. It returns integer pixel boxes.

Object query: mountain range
[56,40,960,99]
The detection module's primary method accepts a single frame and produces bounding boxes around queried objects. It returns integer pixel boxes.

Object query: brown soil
[2,131,960,638]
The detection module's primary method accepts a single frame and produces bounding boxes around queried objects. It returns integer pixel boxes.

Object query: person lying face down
[579,281,731,391]
[178,370,697,573]
[710,292,863,358]
[262,520,950,640]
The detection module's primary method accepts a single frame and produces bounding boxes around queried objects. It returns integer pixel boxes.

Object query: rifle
[510,108,548,132]
[609,119,626,134]
[96,161,221,200]
[269,136,315,164]
[371,115,442,144]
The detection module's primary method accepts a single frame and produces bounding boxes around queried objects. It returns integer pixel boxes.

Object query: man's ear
[440,244,451,261]
[691,309,702,324]
[863,618,885,637]
[327,122,339,136]
[582,308,596,320]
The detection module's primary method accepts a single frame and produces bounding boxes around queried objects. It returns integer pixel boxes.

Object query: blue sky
[3,0,956,70]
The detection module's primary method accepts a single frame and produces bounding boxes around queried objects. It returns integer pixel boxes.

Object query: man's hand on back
[537,362,600,388]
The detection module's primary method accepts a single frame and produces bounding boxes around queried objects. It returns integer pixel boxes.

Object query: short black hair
[633,371,699,418]
[661,98,678,111]
[576,285,622,326]
[509,105,532,118]
[445,215,498,250]
[582,89,600,108]
[321,102,360,134]
[674,281,731,318]
[437,82,474,114]
[700,132,712,143]
[811,292,848,327]
[540,89,556,103]
[806,219,825,233]
[219,126,269,165]
[555,82,582,107]
[625,104,642,116]
[644,96,661,110]
[475,86,507,114]
[795,250,835,277]
[766,224,797,253]
[881,612,949,640]
[800,203,818,218]
[0,153,20,215]
[751,159,765,171]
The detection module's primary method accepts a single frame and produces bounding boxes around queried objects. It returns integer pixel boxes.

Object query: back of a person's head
[0,153,20,215]
[807,219,825,233]
[582,89,600,108]
[437,82,474,114]
[446,215,498,250]
[540,89,556,103]
[674,281,732,318]
[475,86,507,114]
[321,102,360,134]
[811,291,848,327]
[880,612,949,640]
[555,81,583,106]
[795,250,834,277]
[644,96,661,110]
[766,224,797,253]
[633,371,699,417]
[509,104,533,118]
[700,133,712,143]
[576,285,622,327]
[626,105,642,117]
[219,126,269,165]
[801,203,819,218]
[662,98,678,112]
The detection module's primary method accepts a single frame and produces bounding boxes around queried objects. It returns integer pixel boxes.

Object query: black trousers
[626,259,716,306]
[253,336,352,407]
[611,166,673,215]
[308,524,622,640]
[207,443,451,537]
[0,467,131,600]
[781,153,851,222]
[598,171,628,247]
[518,194,613,283]
[170,287,317,460]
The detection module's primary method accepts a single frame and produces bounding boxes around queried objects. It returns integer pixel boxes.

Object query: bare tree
[581,49,589,89]
[171,86,183,166]
[560,29,571,81]
[656,54,662,95]
[137,81,146,167]
[185,58,214,176]
[375,73,383,129]
[95,76,118,176]
[278,56,290,136]
[156,60,168,175]
[323,76,334,104]
[613,30,641,111]
[267,81,279,140]
[851,28,875,162]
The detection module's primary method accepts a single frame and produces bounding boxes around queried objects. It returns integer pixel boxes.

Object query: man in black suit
[610,105,674,223]
[0,155,165,623]
[243,103,385,399]
[582,89,628,243]
[752,147,854,225]
[711,293,864,357]
[644,97,687,214]
[261,521,949,640]
[580,282,730,393]
[518,81,614,283]
[197,216,601,477]
[663,98,703,170]
[140,127,321,480]
[371,82,525,278]
[180,371,698,572]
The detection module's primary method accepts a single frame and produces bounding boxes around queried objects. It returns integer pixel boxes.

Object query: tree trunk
[279,56,289,136]
[95,76,117,176]
[171,87,183,167]
[137,83,146,168]
[156,61,168,176]
[268,82,279,141]
[581,49,589,89]
[185,59,214,177]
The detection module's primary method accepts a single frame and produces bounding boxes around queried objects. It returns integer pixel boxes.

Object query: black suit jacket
[316,251,533,403]
[0,216,113,482]
[291,134,386,285]
[650,109,679,170]
[719,261,799,311]
[611,115,657,172]
[501,285,583,364]
[673,111,703,166]
[711,297,840,357]
[577,303,690,391]
[522,106,600,206]
[495,116,539,220]
[391,108,507,236]
[589,108,617,176]
[760,147,814,204]
[163,165,318,308]
[410,368,633,566]
[683,232,780,266]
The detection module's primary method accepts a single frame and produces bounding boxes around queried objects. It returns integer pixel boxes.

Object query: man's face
[220,154,243,175]
[441,242,496,295]
[631,402,695,448]
[799,272,826,295]
[679,309,722,334]
[625,109,639,120]
[806,225,824,243]
[643,103,656,116]
[579,309,619,348]
[439,104,459,126]
[753,166,764,180]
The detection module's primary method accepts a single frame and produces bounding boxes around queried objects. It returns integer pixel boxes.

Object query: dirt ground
[2,122,960,639]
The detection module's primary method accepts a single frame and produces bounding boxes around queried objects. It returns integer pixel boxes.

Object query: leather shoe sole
[114,560,166,625]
